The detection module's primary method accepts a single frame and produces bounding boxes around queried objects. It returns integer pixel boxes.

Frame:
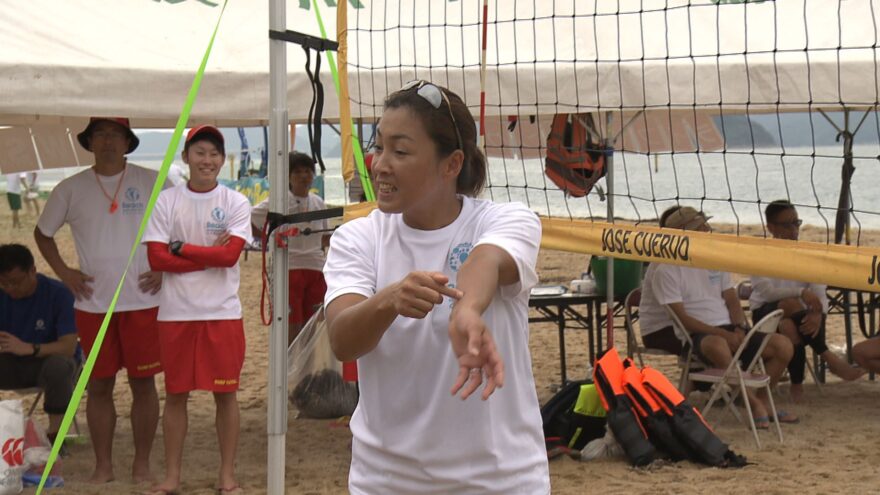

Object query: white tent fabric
[347,0,880,119]
[2,0,876,128]
[0,0,339,128]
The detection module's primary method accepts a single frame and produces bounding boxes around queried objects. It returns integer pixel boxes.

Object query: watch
[169,240,184,255]
[32,343,41,357]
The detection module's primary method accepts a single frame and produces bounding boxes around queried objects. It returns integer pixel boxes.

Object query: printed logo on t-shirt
[708,270,722,286]
[207,207,228,234]
[121,187,145,214]
[34,319,46,332]
[449,242,473,272]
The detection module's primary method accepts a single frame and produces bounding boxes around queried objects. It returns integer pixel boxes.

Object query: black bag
[541,380,606,454]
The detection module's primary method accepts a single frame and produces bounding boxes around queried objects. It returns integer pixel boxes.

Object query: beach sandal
[775,410,800,424]
[751,416,771,430]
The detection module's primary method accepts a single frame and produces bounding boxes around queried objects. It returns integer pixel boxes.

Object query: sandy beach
[1,203,878,495]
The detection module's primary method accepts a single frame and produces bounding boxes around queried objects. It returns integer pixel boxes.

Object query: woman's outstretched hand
[389,271,462,319]
[448,306,505,401]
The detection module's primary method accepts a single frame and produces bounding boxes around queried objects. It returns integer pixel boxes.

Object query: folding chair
[687,309,785,450]
[13,362,85,440]
[662,306,707,393]
[624,288,683,371]
[738,280,822,391]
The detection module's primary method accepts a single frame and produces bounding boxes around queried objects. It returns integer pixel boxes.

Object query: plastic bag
[0,400,24,495]
[288,308,358,418]
[21,419,62,488]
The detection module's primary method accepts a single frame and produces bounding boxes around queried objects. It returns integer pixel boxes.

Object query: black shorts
[691,324,765,370]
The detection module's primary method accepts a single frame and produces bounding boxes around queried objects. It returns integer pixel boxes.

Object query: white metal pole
[268,0,290,492]
[605,113,614,350]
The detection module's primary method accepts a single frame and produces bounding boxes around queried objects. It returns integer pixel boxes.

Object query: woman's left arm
[448,244,519,400]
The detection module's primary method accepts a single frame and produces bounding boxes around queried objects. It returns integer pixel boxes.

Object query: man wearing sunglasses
[750,200,864,402]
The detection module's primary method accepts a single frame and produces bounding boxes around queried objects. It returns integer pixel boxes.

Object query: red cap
[185,125,225,145]
[77,117,139,154]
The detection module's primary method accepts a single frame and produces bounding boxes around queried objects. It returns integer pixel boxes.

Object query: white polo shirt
[37,164,168,313]
[639,263,734,340]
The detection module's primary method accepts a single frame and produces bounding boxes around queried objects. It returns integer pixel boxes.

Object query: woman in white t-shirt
[323,82,550,494]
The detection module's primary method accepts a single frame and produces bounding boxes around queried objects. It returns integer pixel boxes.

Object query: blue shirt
[0,273,76,345]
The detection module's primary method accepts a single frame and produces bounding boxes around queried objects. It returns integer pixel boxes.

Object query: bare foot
[133,470,155,485]
[835,364,866,381]
[141,484,179,495]
[790,383,804,403]
[87,468,115,484]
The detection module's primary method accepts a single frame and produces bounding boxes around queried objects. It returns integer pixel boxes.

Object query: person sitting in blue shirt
[0,243,78,441]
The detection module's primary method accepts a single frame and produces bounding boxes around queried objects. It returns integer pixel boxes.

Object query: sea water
[10,143,880,230]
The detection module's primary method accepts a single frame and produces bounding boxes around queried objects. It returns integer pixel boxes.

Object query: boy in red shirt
[143,126,251,494]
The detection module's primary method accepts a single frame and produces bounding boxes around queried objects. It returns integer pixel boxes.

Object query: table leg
[557,304,567,384]
[586,302,595,366]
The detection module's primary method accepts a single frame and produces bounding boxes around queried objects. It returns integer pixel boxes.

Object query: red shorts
[288,269,327,325]
[158,319,246,394]
[75,308,162,380]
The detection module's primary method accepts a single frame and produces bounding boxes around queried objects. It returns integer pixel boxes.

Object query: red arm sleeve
[178,236,246,268]
[147,242,206,273]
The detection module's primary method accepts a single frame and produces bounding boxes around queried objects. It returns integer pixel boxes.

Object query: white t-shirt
[750,276,828,313]
[37,164,168,313]
[143,184,252,322]
[639,263,734,340]
[251,191,328,271]
[324,196,550,495]
[5,174,22,194]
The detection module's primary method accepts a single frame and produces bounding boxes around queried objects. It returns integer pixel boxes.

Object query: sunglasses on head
[398,80,464,151]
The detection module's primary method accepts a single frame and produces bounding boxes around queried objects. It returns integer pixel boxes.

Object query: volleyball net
[340,0,880,291]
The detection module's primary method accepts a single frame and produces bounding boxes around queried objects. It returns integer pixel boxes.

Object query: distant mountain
[717,111,880,149]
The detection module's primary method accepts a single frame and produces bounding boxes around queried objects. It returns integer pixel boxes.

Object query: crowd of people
[2,82,880,494]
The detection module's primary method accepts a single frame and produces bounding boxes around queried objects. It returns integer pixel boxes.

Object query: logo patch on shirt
[206,207,229,234]
[34,319,46,332]
[211,207,226,222]
[121,187,145,214]
[448,242,473,272]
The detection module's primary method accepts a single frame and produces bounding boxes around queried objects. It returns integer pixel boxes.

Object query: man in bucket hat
[34,117,170,484]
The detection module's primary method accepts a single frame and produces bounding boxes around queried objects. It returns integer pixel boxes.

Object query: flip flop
[217,484,243,494]
[752,416,770,430]
[775,410,800,424]
[141,488,179,495]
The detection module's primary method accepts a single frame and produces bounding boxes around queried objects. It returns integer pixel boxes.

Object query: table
[528,292,624,384]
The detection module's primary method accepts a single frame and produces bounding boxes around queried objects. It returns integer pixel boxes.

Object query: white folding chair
[738,279,822,391]
[625,288,684,371]
[662,306,707,393]
[687,309,785,450]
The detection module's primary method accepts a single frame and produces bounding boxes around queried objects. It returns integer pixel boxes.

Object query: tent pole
[604,112,614,353]
[268,0,290,492]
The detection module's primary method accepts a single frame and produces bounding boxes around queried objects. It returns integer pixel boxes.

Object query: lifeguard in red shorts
[35,117,168,484]
[143,125,251,495]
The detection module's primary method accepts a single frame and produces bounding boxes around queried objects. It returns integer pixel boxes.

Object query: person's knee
[165,392,189,407]
[128,375,157,395]
[39,355,76,386]
[853,340,880,369]
[779,319,801,344]
[766,334,794,362]
[778,298,803,315]
[213,391,237,406]
[88,376,116,398]
[699,335,730,366]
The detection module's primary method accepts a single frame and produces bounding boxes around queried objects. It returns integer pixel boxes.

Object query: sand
[1,204,879,495]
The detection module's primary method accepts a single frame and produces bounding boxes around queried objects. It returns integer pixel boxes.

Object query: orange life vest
[544,113,607,197]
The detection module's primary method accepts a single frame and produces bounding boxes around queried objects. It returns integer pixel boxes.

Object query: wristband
[169,241,183,256]
[32,343,41,357]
